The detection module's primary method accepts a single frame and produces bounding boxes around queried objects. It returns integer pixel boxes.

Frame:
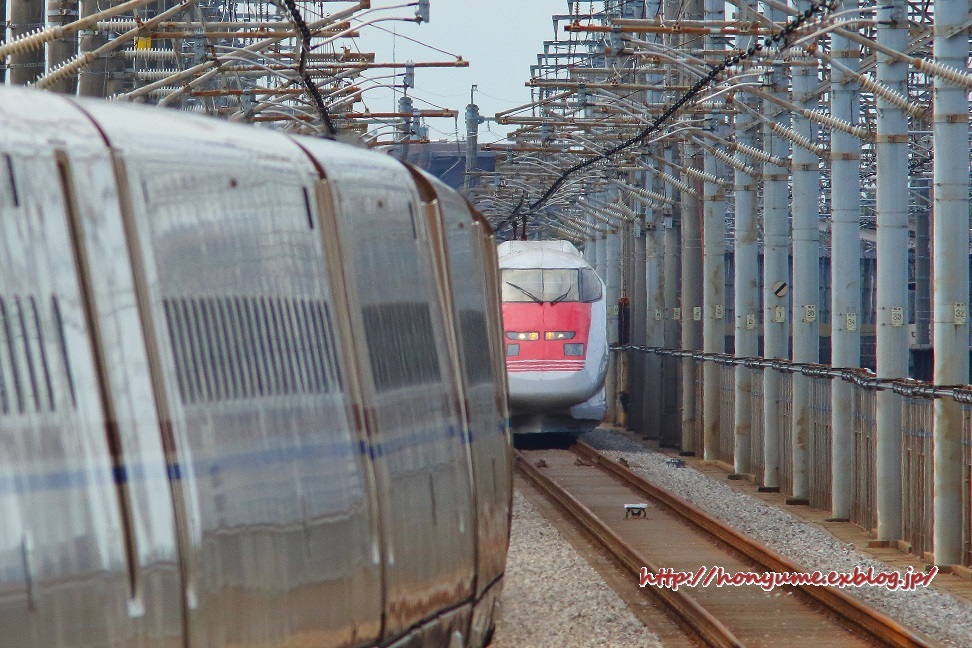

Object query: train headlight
[544,331,576,340]
[506,344,520,356]
[505,331,539,341]
[564,343,585,356]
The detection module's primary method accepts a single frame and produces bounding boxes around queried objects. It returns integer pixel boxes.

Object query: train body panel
[498,241,608,418]
[410,171,513,611]
[0,89,184,648]
[294,138,478,642]
[0,87,511,648]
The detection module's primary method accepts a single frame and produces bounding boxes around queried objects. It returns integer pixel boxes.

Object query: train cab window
[579,268,603,302]
[501,268,602,304]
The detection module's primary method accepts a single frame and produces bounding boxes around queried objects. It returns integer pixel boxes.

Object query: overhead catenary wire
[516,0,836,220]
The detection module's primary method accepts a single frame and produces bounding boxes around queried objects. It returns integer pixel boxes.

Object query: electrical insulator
[403,62,415,89]
[416,0,430,23]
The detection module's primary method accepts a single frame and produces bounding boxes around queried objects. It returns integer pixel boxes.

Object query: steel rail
[513,452,743,648]
[572,441,937,648]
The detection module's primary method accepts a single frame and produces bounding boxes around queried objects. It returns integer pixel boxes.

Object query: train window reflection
[501,268,602,304]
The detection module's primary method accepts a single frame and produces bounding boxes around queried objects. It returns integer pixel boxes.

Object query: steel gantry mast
[473,0,972,570]
[0,0,463,140]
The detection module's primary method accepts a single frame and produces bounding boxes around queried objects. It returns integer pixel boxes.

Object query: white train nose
[508,367,602,411]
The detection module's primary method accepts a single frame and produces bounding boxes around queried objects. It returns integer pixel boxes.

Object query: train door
[0,93,183,648]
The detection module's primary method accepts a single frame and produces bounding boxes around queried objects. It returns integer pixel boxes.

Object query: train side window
[300,300,326,392]
[579,268,603,302]
[3,154,19,207]
[202,298,228,402]
[248,298,271,396]
[0,300,9,414]
[459,310,493,385]
[282,299,303,393]
[163,300,190,403]
[320,302,343,390]
[238,298,263,397]
[275,297,299,394]
[220,298,246,399]
[187,299,212,402]
[51,296,77,408]
[0,297,25,413]
[302,187,314,230]
[362,302,441,391]
[14,296,41,412]
[29,296,55,411]
[257,297,280,396]
[288,299,313,392]
[177,299,201,403]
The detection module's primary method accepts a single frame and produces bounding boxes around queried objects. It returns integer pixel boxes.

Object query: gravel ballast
[490,489,663,648]
[581,427,972,647]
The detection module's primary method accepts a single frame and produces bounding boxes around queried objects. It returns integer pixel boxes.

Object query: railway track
[515,442,938,648]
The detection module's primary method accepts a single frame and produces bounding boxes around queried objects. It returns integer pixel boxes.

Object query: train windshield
[501,268,602,303]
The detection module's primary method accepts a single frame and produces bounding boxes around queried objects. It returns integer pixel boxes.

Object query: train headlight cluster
[564,343,585,356]
[544,331,576,340]
[506,331,539,341]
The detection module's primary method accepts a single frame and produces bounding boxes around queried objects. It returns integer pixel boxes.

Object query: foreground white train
[0,87,512,648]
[499,241,608,424]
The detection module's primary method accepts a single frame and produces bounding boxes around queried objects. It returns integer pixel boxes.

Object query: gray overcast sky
[356,1,565,142]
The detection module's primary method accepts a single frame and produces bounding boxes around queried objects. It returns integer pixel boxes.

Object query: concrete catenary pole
[662,143,682,447]
[396,95,414,161]
[464,88,481,192]
[78,0,109,95]
[701,0,726,462]
[645,160,667,440]
[789,43,820,504]
[681,141,704,454]
[761,5,791,489]
[47,0,79,93]
[8,0,45,84]
[829,0,862,521]
[733,107,758,475]
[604,222,621,422]
[931,0,969,566]
[874,0,909,541]
[732,0,759,476]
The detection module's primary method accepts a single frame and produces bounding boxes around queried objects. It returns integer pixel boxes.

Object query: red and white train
[499,241,608,426]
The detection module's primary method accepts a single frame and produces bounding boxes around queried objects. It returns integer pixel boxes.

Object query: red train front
[499,241,609,423]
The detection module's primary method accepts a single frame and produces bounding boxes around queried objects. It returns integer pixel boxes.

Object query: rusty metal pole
[8,0,45,84]
[931,0,969,567]
[874,0,908,541]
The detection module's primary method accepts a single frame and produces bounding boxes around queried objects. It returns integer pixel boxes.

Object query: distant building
[398,141,496,190]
